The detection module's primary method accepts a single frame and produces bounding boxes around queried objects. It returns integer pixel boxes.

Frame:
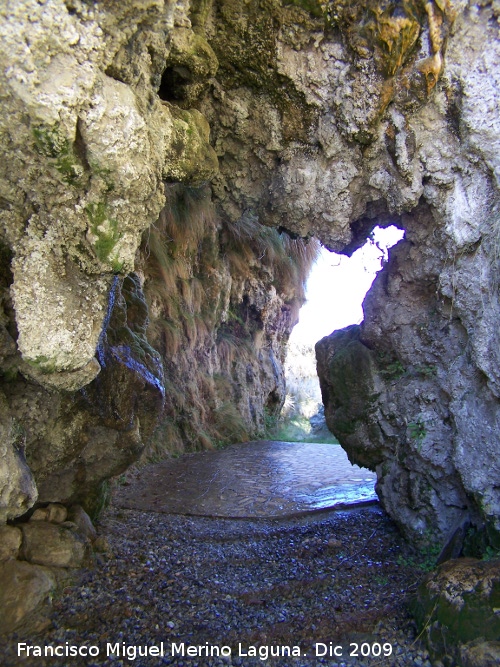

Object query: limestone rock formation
[316,194,500,548]
[0,0,315,547]
[0,0,500,645]
[412,558,500,664]
[0,0,201,519]
[0,0,218,390]
[199,0,500,553]
[0,560,56,635]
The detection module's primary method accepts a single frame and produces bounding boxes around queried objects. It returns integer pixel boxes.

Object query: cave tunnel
[114,224,406,519]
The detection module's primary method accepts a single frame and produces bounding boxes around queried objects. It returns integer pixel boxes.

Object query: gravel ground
[3,504,435,667]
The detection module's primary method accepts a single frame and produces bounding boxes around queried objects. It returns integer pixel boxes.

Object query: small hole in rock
[158,66,191,102]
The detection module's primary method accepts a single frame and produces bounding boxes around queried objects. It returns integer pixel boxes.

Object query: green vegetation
[408,418,427,447]
[270,414,339,444]
[86,479,111,521]
[33,125,84,185]
[397,540,442,573]
[483,545,500,561]
[140,181,322,459]
[213,402,249,444]
[415,364,438,377]
[144,185,215,353]
[379,358,406,380]
[222,214,320,298]
[85,202,122,264]
[90,161,115,193]
[10,419,26,452]
[28,354,58,374]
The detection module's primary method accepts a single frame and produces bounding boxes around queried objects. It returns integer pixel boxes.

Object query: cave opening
[281,225,405,442]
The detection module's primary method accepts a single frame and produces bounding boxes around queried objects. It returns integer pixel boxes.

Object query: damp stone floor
[114,441,377,518]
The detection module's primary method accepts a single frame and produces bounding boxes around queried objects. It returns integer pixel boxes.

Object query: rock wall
[0,0,194,518]
[0,0,316,631]
[316,195,500,549]
[0,0,315,524]
[138,183,317,455]
[1,0,500,632]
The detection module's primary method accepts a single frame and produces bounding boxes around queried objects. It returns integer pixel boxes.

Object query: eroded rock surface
[412,558,500,664]
[0,0,217,385]
[0,560,56,635]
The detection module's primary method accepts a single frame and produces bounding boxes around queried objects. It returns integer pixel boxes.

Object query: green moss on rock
[411,558,500,663]
[32,125,84,186]
[85,202,122,264]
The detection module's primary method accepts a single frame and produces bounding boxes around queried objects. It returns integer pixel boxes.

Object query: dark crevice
[74,118,90,173]
[342,208,403,258]
[158,66,192,102]
[104,67,128,85]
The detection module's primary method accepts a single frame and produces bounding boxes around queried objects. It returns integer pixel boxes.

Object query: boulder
[0,524,22,561]
[0,395,37,523]
[412,558,500,664]
[0,560,55,634]
[67,505,97,543]
[460,641,500,667]
[21,521,90,568]
[46,503,68,524]
[30,503,68,524]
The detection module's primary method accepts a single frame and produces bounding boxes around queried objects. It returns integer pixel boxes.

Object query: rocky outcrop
[0,0,218,389]
[201,0,500,552]
[412,558,500,665]
[316,191,500,549]
[0,0,315,524]
[138,183,316,454]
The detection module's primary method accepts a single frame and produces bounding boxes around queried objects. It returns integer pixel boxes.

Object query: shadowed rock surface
[412,558,500,665]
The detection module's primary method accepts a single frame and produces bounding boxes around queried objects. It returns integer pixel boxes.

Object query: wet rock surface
[3,504,435,667]
[114,441,377,518]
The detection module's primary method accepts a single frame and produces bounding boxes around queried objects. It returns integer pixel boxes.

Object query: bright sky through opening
[290,226,405,346]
